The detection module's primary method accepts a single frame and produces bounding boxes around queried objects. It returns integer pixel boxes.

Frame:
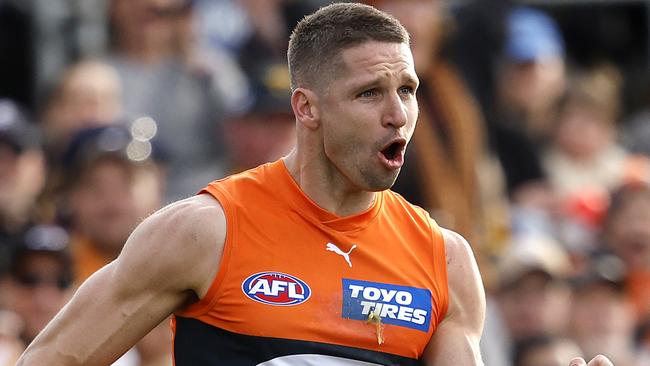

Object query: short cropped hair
[288,2,409,91]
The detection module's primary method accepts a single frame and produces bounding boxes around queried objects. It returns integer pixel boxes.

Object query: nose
[381,92,408,129]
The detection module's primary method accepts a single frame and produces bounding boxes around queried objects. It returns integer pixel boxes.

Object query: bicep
[423,229,485,366]
[424,316,483,365]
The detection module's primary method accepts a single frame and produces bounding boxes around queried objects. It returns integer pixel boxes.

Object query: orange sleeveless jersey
[172,160,449,365]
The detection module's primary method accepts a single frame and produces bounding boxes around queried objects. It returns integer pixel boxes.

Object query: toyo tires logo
[242,272,311,306]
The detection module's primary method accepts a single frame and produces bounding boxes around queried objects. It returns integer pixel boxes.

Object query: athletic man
[17,3,612,365]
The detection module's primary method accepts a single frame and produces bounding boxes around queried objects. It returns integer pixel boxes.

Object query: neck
[283,149,376,217]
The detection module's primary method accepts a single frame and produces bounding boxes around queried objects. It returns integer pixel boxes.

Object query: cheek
[319,101,385,171]
[322,108,361,154]
[407,105,418,136]
[325,125,374,167]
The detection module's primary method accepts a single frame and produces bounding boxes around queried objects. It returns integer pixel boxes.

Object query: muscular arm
[16,194,225,366]
[423,229,486,365]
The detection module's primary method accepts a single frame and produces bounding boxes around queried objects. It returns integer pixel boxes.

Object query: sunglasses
[15,273,72,290]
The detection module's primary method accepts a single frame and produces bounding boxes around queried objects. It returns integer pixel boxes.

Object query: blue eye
[359,89,377,98]
[399,86,415,95]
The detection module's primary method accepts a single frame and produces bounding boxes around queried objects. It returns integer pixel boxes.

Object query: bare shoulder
[441,228,474,267]
[440,228,485,326]
[145,193,225,248]
[114,193,226,299]
[422,229,486,364]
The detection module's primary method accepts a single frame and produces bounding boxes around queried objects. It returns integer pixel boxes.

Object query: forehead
[76,156,134,186]
[337,41,416,83]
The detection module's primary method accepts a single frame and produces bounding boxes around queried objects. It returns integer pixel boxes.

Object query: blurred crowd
[1,0,650,365]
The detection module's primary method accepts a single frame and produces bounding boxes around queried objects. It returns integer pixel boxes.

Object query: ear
[291,88,320,130]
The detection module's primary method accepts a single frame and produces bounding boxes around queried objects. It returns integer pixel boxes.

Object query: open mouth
[382,142,401,160]
[378,138,406,169]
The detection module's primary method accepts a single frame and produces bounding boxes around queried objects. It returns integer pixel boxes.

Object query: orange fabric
[626,269,650,320]
[70,234,112,284]
[170,317,177,366]
[175,160,449,359]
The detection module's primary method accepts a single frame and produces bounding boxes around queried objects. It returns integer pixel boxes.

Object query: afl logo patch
[242,272,311,306]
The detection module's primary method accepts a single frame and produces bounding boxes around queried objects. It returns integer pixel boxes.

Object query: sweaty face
[318,41,419,192]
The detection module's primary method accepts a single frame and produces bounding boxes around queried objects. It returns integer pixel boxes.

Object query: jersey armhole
[430,221,449,328]
[177,183,236,317]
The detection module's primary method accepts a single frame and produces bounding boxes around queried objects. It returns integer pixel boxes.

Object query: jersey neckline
[272,159,384,233]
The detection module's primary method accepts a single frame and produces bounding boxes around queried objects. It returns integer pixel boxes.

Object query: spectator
[0,100,45,251]
[513,334,582,366]
[543,63,635,199]
[492,6,566,203]
[58,125,164,283]
[498,7,566,142]
[40,59,123,160]
[569,259,644,366]
[2,223,172,366]
[487,239,573,363]
[543,63,646,254]
[107,0,241,201]
[603,183,650,323]
[223,61,295,173]
[2,225,73,347]
[58,125,169,366]
[0,101,43,366]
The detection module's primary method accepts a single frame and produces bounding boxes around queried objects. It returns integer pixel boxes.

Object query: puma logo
[326,242,357,268]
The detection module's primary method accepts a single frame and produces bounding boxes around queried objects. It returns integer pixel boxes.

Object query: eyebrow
[353,78,382,93]
[352,73,419,93]
[403,74,419,88]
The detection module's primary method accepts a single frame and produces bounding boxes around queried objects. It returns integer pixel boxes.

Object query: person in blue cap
[499,6,567,142]
[491,6,567,205]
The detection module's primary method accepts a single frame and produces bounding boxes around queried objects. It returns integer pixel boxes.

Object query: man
[492,6,566,204]
[0,99,44,250]
[3,225,73,347]
[513,335,583,366]
[60,125,164,283]
[569,263,641,366]
[223,60,296,173]
[496,238,573,345]
[107,0,231,201]
[17,3,610,366]
[41,59,123,158]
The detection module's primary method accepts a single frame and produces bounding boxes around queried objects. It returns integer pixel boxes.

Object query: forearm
[16,264,175,366]
[17,195,225,365]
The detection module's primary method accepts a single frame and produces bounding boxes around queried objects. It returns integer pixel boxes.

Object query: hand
[569,355,614,366]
